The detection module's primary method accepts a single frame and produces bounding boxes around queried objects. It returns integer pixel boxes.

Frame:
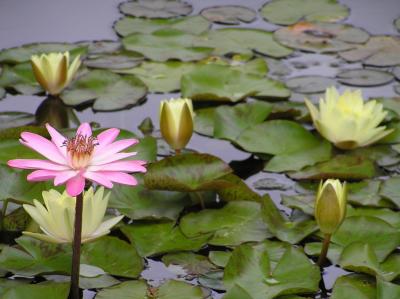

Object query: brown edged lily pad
[200,5,257,25]
[119,0,192,19]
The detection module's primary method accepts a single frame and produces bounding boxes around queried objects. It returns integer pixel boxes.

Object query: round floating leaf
[60,69,147,111]
[0,43,87,64]
[339,36,400,67]
[2,282,69,299]
[144,153,232,192]
[379,176,400,208]
[377,279,400,299]
[260,0,349,25]
[122,29,213,61]
[347,206,400,228]
[181,64,290,102]
[209,251,232,268]
[119,0,192,18]
[331,274,376,299]
[0,112,34,130]
[162,252,217,275]
[337,69,394,87]
[83,40,122,55]
[121,221,210,257]
[84,52,144,70]
[200,5,256,25]
[206,28,293,58]
[285,75,336,94]
[194,107,215,137]
[0,63,42,95]
[114,15,210,36]
[96,281,148,299]
[158,280,205,299]
[274,22,369,53]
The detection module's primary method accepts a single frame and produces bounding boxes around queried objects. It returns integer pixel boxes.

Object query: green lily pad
[379,176,400,208]
[122,29,213,61]
[119,0,192,18]
[209,251,232,268]
[0,43,87,64]
[96,281,148,299]
[144,153,232,192]
[288,154,377,180]
[0,236,70,276]
[200,5,256,25]
[274,22,370,53]
[0,63,42,95]
[158,280,205,299]
[261,195,318,244]
[260,0,349,25]
[114,15,210,36]
[60,69,147,111]
[162,252,217,275]
[2,282,69,299]
[223,241,320,299]
[377,279,400,299]
[83,52,144,70]
[285,76,336,94]
[206,28,293,58]
[121,221,209,257]
[181,64,290,102]
[180,201,271,246]
[347,206,400,228]
[0,112,35,130]
[2,207,31,232]
[83,40,122,54]
[339,36,400,67]
[348,180,391,207]
[216,174,262,203]
[331,274,376,299]
[81,236,143,278]
[194,107,215,137]
[337,68,394,87]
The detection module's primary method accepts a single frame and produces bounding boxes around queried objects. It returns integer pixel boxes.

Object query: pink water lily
[8,123,146,196]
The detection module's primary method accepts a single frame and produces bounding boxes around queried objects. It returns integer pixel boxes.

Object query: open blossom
[8,123,146,196]
[23,187,123,243]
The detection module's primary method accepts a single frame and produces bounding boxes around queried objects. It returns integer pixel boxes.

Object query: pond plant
[0,0,399,298]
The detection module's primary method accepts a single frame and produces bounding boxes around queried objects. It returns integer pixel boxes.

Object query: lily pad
[60,69,147,111]
[337,68,394,87]
[285,76,336,94]
[119,0,192,19]
[95,281,148,299]
[339,36,400,67]
[331,274,376,299]
[223,241,320,299]
[274,22,370,53]
[206,28,293,58]
[158,280,205,299]
[122,29,213,61]
[377,279,400,299]
[114,15,210,36]
[83,40,122,54]
[0,63,42,95]
[194,107,215,137]
[181,64,290,102]
[379,176,400,208]
[395,17,400,32]
[0,43,87,64]
[162,252,217,275]
[1,282,69,299]
[260,0,349,25]
[0,112,35,129]
[121,221,210,257]
[83,52,144,70]
[200,6,256,25]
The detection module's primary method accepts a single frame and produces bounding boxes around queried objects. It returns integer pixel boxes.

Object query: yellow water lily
[31,51,81,95]
[22,187,123,243]
[305,87,393,150]
[315,179,347,235]
[160,98,194,151]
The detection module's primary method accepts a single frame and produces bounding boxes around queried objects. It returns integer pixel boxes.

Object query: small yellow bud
[31,51,81,96]
[315,179,347,235]
[160,98,194,151]
[305,86,393,150]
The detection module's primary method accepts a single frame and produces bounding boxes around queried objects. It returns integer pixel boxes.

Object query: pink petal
[77,123,92,137]
[8,159,70,171]
[91,152,137,165]
[45,123,67,157]
[20,132,67,164]
[94,139,138,157]
[88,160,147,172]
[54,170,78,186]
[83,171,113,188]
[66,175,86,196]
[96,128,120,150]
[27,170,58,181]
[104,171,138,186]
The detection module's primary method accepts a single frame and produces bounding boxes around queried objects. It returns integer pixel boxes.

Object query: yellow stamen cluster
[64,135,97,169]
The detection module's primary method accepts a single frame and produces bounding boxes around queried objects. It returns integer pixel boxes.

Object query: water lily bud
[315,179,347,235]
[31,51,81,96]
[305,87,393,150]
[160,98,194,150]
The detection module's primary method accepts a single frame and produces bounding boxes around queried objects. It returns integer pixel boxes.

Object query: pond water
[0,0,399,298]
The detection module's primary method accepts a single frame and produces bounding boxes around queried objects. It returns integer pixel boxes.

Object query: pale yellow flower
[160,98,194,150]
[305,87,393,149]
[315,179,347,234]
[22,187,123,243]
[31,52,81,95]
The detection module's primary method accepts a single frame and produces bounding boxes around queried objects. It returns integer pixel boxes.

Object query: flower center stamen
[63,134,98,169]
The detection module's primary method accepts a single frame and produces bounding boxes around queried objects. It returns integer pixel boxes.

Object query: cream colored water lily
[315,179,347,234]
[31,51,81,96]
[305,87,393,150]
[22,187,123,243]
[160,98,194,151]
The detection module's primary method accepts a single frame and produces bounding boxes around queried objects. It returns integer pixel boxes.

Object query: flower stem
[317,233,332,267]
[0,199,9,231]
[193,192,205,209]
[70,192,83,299]
[175,149,181,155]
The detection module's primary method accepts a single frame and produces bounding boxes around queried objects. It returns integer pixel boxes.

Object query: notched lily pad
[0,63,42,95]
[200,5,257,25]
[60,69,147,111]
[120,0,192,19]
[337,68,394,87]
[286,75,336,94]
[83,52,144,70]
[260,0,350,25]
[331,274,376,299]
[274,22,369,53]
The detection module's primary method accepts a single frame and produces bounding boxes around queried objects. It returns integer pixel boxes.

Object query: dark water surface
[0,0,399,298]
